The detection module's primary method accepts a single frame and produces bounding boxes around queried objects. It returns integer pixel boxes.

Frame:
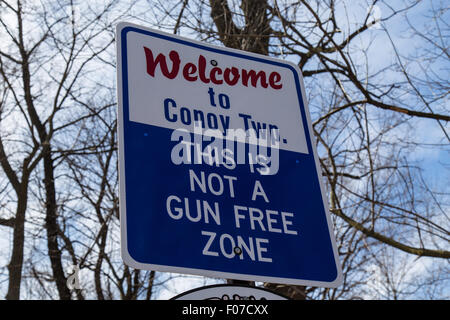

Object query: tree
[0,0,448,300]
[0,0,154,299]
[152,0,449,299]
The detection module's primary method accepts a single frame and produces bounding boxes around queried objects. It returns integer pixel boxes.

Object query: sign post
[116,22,342,287]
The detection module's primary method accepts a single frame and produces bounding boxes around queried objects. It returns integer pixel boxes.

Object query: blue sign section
[117,23,342,287]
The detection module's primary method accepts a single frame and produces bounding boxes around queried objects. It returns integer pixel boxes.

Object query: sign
[171,284,288,300]
[116,22,342,287]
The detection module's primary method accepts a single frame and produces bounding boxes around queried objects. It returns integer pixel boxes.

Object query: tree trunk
[5,183,28,300]
[43,146,72,300]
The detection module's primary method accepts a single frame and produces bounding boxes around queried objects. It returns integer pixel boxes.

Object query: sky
[0,0,448,300]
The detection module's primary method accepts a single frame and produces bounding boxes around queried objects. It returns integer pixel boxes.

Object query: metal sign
[116,22,342,287]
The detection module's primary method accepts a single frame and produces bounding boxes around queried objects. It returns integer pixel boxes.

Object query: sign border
[116,21,343,288]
